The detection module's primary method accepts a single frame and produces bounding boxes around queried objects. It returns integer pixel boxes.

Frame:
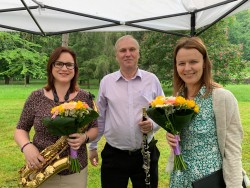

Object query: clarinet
[141,107,151,188]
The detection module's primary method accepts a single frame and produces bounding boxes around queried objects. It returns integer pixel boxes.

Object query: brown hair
[44,46,79,92]
[173,37,222,98]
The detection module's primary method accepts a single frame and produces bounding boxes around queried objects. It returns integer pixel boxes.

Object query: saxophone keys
[21,177,27,185]
[44,165,55,176]
[26,180,37,187]
[36,172,45,182]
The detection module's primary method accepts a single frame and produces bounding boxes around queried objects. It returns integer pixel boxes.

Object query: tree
[69,32,120,82]
[140,32,179,87]
[0,32,47,84]
[62,33,69,47]
[20,32,61,55]
[228,10,250,62]
[140,19,246,86]
[94,55,118,82]
[0,48,47,85]
[201,19,247,85]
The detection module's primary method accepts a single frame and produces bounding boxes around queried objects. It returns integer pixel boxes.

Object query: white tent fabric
[0,0,249,36]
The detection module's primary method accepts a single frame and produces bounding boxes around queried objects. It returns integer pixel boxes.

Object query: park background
[0,10,249,188]
[0,83,249,188]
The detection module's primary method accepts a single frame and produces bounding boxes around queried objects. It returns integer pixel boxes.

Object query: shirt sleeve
[151,74,165,132]
[222,90,243,187]
[83,91,98,131]
[88,79,106,150]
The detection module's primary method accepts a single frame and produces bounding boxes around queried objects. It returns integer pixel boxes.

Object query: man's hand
[138,119,153,134]
[89,149,99,167]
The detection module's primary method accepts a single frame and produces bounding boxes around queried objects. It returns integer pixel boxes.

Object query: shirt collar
[116,68,142,81]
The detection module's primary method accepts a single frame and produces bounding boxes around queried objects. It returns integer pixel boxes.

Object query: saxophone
[18,136,70,187]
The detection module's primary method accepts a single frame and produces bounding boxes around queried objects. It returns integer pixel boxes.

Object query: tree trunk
[25,75,30,84]
[62,33,69,47]
[87,79,90,89]
[4,75,10,85]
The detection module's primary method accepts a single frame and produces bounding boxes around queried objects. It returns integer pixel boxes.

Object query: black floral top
[16,88,98,175]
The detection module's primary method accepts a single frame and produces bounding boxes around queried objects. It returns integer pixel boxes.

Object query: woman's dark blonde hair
[173,37,221,98]
[44,46,79,93]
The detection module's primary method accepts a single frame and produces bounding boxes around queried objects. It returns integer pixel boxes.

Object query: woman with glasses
[14,46,98,188]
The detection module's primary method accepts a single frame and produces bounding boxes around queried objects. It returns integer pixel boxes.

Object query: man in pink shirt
[89,35,164,188]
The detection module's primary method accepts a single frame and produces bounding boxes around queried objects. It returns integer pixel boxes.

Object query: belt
[106,137,157,156]
[106,142,141,156]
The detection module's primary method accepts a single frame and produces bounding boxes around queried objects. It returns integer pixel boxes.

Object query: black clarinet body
[141,107,151,188]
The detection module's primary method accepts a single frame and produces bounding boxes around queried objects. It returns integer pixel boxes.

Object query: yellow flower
[175,96,186,106]
[58,105,65,113]
[194,105,199,113]
[151,96,165,107]
[51,106,60,114]
[75,101,83,110]
[51,107,57,114]
[50,101,91,118]
[149,95,199,114]
[186,100,195,108]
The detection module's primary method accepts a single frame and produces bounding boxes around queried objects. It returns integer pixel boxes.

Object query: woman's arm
[14,129,45,169]
[214,88,244,187]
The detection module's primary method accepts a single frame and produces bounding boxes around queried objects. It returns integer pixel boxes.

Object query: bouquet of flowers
[43,100,99,173]
[147,96,199,171]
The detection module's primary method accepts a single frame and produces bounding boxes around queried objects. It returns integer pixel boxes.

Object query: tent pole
[21,0,46,36]
[190,12,196,37]
[196,0,249,36]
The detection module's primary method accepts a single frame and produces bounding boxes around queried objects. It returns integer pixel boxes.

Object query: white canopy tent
[0,0,249,36]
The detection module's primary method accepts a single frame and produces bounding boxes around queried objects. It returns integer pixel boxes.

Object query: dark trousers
[101,141,160,188]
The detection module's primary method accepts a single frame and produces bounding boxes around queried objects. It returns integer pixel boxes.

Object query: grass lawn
[0,83,249,188]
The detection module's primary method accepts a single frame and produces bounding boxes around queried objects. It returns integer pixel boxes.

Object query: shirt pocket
[134,90,154,107]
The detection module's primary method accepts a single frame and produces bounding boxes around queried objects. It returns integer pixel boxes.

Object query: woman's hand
[166,132,178,148]
[67,133,87,150]
[23,144,45,169]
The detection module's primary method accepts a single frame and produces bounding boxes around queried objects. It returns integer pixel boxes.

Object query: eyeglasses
[53,61,75,70]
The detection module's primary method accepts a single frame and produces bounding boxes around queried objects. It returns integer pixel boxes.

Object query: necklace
[52,88,70,102]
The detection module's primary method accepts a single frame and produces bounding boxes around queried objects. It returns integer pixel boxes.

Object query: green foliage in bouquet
[43,110,98,136]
